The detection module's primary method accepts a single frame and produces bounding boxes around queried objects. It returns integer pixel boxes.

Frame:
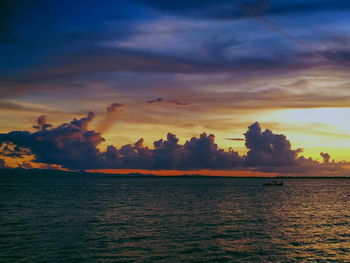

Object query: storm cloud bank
[0,110,345,174]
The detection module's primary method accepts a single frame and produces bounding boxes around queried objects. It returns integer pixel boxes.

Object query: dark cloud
[147,97,163,103]
[33,115,52,130]
[147,97,190,106]
[153,133,182,169]
[2,41,347,100]
[0,158,8,168]
[182,133,243,169]
[0,142,32,158]
[320,152,331,164]
[244,122,301,167]
[0,48,196,92]
[0,112,241,170]
[243,125,346,175]
[117,139,154,169]
[0,48,317,100]
[106,103,123,112]
[0,112,106,169]
[103,132,243,170]
[226,138,245,141]
[0,111,347,174]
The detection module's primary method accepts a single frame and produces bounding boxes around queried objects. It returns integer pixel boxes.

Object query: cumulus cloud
[244,122,301,167]
[153,133,182,169]
[0,110,347,175]
[184,133,243,169]
[320,152,331,163]
[0,111,242,170]
[0,111,105,169]
[104,132,243,170]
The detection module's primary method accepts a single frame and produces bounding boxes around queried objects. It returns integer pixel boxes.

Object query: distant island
[0,168,349,179]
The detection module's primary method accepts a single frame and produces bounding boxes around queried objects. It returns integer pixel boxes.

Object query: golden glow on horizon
[265,108,350,161]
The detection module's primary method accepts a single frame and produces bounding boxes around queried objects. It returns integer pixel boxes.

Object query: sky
[1,0,350,175]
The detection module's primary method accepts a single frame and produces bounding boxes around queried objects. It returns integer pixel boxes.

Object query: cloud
[147,97,190,106]
[147,97,163,103]
[33,115,52,130]
[242,122,348,175]
[2,42,347,101]
[0,158,8,168]
[0,101,62,114]
[117,139,154,169]
[0,110,347,175]
[181,132,243,169]
[0,142,31,158]
[320,152,331,163]
[0,111,241,170]
[226,138,245,141]
[8,47,307,87]
[178,87,350,111]
[96,103,124,134]
[0,111,106,169]
[1,0,350,106]
[244,122,301,167]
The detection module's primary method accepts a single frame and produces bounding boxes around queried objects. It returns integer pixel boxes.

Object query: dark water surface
[1,175,350,262]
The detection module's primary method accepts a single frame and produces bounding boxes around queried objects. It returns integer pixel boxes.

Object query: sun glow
[261,108,350,161]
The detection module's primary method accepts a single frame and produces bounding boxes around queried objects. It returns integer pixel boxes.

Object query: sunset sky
[1,0,350,175]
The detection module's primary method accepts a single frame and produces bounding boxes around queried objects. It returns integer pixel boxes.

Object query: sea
[1,174,350,262]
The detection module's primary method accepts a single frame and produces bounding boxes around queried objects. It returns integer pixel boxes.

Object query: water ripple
[1,176,350,262]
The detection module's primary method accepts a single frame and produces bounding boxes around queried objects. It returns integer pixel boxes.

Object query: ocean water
[1,175,350,262]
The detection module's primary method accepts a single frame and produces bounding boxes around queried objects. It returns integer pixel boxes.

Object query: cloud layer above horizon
[0,109,346,176]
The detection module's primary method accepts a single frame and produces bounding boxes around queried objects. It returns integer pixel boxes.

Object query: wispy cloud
[147,97,190,106]
[226,138,245,141]
[96,103,124,134]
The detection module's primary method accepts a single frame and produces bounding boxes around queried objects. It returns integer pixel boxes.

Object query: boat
[263,181,283,186]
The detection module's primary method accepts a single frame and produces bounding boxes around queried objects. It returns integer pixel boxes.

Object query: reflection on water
[1,176,350,262]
